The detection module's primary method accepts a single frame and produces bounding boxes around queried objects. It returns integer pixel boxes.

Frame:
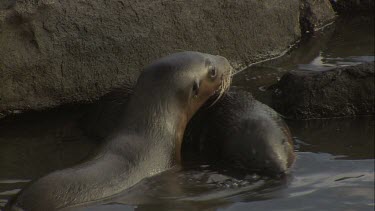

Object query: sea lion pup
[81,83,294,176]
[182,90,295,175]
[6,51,232,211]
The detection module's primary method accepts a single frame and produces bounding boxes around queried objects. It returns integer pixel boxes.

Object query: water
[0,17,374,210]
[232,16,374,105]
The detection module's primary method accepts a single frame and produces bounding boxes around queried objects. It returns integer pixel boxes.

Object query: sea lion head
[132,51,232,163]
[135,51,232,119]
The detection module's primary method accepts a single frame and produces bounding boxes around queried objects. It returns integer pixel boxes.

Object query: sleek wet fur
[182,90,295,175]
[6,52,232,211]
[82,88,295,176]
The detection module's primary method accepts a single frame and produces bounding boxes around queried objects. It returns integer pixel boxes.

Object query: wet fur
[182,90,295,175]
[6,52,232,211]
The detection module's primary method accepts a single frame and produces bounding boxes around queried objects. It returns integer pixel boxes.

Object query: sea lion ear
[192,79,200,98]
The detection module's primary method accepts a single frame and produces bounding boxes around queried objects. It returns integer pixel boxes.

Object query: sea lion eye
[192,79,200,98]
[208,66,217,78]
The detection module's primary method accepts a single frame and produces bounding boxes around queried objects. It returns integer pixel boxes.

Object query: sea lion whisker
[208,72,231,107]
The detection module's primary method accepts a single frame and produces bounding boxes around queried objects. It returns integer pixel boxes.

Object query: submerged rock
[272,62,375,119]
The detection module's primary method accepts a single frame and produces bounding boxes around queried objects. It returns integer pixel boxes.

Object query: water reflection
[224,153,374,211]
[233,16,374,104]
[71,152,374,211]
[289,116,374,159]
[74,165,289,211]
[0,108,97,208]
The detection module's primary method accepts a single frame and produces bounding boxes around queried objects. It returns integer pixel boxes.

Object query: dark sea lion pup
[6,51,232,211]
[82,82,294,176]
[182,90,295,175]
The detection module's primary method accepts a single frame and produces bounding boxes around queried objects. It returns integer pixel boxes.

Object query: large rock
[272,62,375,119]
[0,0,302,116]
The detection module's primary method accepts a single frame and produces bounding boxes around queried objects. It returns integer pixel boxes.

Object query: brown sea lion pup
[182,90,295,175]
[81,80,294,176]
[5,51,232,211]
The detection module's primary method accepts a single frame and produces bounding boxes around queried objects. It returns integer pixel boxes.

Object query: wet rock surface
[0,0,302,115]
[272,62,375,119]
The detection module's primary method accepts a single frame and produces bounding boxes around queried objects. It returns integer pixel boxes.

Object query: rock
[300,0,336,34]
[0,0,301,116]
[329,0,375,14]
[272,62,375,119]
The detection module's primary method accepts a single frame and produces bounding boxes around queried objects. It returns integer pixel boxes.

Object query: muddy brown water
[0,17,374,210]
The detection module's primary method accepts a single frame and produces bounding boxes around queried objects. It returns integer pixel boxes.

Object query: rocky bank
[0,0,336,117]
[272,62,374,119]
